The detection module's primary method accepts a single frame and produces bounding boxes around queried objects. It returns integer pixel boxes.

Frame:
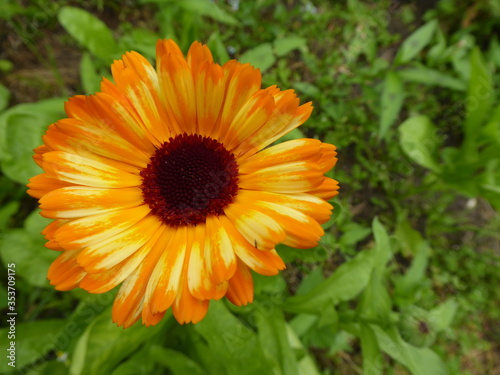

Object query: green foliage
[0,1,499,374]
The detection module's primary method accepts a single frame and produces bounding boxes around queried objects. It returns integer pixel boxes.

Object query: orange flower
[28,40,339,327]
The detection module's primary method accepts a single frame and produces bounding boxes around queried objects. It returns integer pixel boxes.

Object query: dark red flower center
[140,133,239,227]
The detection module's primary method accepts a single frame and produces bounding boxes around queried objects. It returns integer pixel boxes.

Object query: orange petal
[77,214,163,273]
[216,61,261,141]
[27,173,74,199]
[39,186,143,219]
[219,215,285,275]
[239,161,323,193]
[42,219,67,251]
[157,51,197,134]
[235,89,313,158]
[48,117,150,169]
[307,177,340,200]
[222,89,275,151]
[148,226,190,314]
[41,151,142,188]
[224,198,286,251]
[193,61,225,137]
[64,93,155,154]
[226,259,254,306]
[188,216,236,300]
[172,273,209,325]
[171,226,210,324]
[236,190,333,224]
[53,205,151,250]
[48,249,86,291]
[187,41,214,73]
[108,53,171,145]
[317,143,338,173]
[239,138,322,173]
[112,225,171,328]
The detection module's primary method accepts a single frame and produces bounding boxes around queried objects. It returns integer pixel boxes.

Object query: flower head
[28,40,339,327]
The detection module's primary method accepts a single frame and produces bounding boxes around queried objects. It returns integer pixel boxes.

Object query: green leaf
[274,36,307,57]
[399,115,442,173]
[357,272,392,323]
[58,6,120,61]
[0,201,19,232]
[284,249,376,314]
[463,47,494,157]
[0,98,65,184]
[395,20,438,65]
[429,299,458,332]
[69,307,168,375]
[239,43,276,73]
[357,218,393,322]
[0,319,65,374]
[372,218,392,275]
[257,309,299,375]
[80,53,101,94]
[340,222,371,247]
[0,59,14,73]
[24,209,51,237]
[394,242,430,306]
[398,66,466,91]
[0,82,10,112]
[151,346,207,375]
[194,300,272,375]
[0,229,58,287]
[480,103,500,146]
[207,31,230,64]
[379,71,405,139]
[292,82,320,98]
[395,219,426,256]
[360,324,383,375]
[286,325,322,375]
[123,28,159,60]
[371,325,448,375]
[176,0,239,25]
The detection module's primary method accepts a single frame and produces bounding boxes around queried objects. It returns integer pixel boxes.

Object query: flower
[28,39,339,328]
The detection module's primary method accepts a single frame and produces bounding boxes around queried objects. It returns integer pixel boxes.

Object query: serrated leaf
[239,43,276,72]
[379,71,404,139]
[399,115,442,173]
[58,6,120,61]
[395,20,438,65]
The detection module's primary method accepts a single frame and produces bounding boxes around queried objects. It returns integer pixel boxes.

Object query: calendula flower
[28,39,339,327]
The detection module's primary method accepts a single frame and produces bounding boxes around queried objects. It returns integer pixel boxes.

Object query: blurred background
[0,0,499,374]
